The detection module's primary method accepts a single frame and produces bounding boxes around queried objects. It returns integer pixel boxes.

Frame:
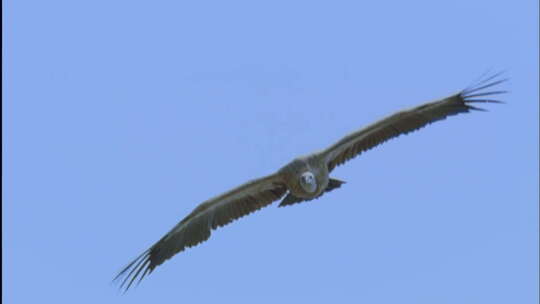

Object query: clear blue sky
[3,0,538,303]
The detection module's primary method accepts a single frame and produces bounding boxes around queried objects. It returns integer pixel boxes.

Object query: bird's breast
[279,156,329,199]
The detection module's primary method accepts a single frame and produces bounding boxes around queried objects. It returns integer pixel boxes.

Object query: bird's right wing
[114,173,287,291]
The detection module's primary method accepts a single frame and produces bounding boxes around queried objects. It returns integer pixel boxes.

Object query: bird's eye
[300,172,317,193]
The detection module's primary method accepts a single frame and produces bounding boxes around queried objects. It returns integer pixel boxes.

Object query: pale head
[300,171,317,193]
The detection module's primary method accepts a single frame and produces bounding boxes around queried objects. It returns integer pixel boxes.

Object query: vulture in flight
[115,72,506,291]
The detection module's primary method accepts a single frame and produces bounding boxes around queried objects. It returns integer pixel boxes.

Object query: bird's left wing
[115,173,287,291]
[321,73,507,172]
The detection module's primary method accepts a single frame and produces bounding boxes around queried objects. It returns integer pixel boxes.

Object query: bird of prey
[115,72,506,291]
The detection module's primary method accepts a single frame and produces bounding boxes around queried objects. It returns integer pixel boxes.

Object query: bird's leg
[278,178,346,207]
[324,178,346,193]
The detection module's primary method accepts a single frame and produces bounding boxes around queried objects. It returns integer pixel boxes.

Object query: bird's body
[115,73,507,291]
[279,154,329,198]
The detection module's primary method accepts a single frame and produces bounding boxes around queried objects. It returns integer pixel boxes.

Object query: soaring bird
[115,72,506,291]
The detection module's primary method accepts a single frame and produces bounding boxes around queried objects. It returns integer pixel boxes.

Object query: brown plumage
[115,72,506,291]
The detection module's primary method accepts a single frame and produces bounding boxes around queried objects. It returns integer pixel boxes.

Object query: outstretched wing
[114,173,287,291]
[322,73,507,172]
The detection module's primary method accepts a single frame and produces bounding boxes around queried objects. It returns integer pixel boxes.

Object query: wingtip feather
[461,71,508,106]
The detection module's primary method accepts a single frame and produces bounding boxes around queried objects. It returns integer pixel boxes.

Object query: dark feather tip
[113,249,153,293]
[461,71,508,105]
[467,105,488,111]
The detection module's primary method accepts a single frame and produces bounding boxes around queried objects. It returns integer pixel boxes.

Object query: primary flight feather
[115,72,506,291]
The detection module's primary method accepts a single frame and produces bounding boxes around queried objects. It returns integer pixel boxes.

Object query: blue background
[4,0,538,303]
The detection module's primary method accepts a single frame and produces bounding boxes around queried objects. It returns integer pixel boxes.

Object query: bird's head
[299,171,317,193]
